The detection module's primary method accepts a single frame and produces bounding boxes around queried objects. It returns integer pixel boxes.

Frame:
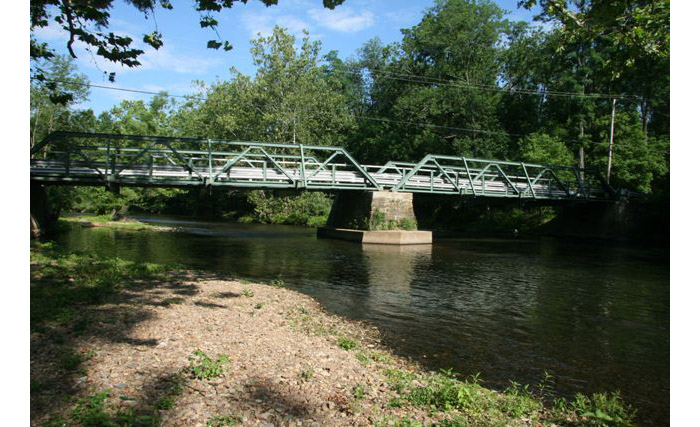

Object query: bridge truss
[30,132,615,201]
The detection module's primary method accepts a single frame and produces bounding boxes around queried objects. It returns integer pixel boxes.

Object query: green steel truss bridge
[30,132,615,200]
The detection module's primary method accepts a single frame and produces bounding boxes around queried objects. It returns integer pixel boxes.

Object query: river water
[55,216,669,424]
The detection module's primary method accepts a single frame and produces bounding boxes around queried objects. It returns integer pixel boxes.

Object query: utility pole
[606,98,617,184]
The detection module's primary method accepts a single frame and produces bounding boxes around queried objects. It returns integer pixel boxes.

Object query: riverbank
[31,242,635,426]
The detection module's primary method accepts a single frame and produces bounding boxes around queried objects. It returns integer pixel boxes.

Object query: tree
[249,27,356,146]
[30,0,346,103]
[518,133,575,166]
[518,0,670,136]
[30,55,91,148]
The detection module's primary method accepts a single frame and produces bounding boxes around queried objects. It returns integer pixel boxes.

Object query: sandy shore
[31,273,444,426]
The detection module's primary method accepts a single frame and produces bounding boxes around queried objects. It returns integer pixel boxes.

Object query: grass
[355,352,371,365]
[188,350,230,380]
[382,368,636,426]
[70,390,112,426]
[30,241,176,332]
[337,336,357,351]
[300,366,314,381]
[352,384,365,400]
[241,289,254,298]
[206,414,242,426]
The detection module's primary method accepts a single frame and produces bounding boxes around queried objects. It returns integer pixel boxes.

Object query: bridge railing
[30,132,383,190]
[373,154,612,200]
[30,132,614,199]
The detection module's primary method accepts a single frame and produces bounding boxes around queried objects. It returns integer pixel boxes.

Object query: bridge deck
[30,132,614,200]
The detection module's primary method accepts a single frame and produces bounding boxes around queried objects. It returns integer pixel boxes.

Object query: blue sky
[33,0,540,114]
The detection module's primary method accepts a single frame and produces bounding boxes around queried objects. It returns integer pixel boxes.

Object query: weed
[270,277,285,288]
[254,302,264,310]
[369,352,390,363]
[188,350,229,380]
[370,353,389,363]
[388,398,403,408]
[355,352,371,365]
[301,366,314,381]
[399,218,418,231]
[384,369,416,394]
[155,395,175,410]
[568,391,636,426]
[71,390,112,426]
[337,337,357,350]
[207,414,242,426]
[241,289,254,298]
[352,384,365,400]
[114,408,160,426]
[60,351,84,371]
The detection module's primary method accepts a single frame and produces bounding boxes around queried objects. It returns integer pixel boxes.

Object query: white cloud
[307,7,375,33]
[33,19,220,75]
[240,12,314,40]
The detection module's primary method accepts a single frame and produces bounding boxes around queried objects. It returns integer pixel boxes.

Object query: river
[55,216,669,424]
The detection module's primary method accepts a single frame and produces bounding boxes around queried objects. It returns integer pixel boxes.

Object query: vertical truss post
[462,158,476,196]
[207,139,213,186]
[521,163,536,199]
[299,144,307,188]
[430,170,434,192]
[105,139,111,177]
[263,161,267,181]
[64,149,71,176]
[331,164,336,185]
[148,154,154,177]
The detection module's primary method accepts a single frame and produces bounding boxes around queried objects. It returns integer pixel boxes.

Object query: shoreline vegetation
[31,241,635,426]
[59,215,182,233]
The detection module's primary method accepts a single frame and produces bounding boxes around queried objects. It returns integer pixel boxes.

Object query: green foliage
[383,367,636,426]
[30,242,174,331]
[60,351,85,371]
[355,352,371,365]
[71,390,112,426]
[301,366,314,381]
[568,392,636,427]
[242,289,254,298]
[352,384,365,400]
[206,414,242,427]
[245,191,332,227]
[337,337,357,350]
[188,350,230,380]
[33,0,670,228]
[519,133,575,166]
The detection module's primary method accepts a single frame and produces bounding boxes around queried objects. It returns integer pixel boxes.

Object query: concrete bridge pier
[318,191,432,245]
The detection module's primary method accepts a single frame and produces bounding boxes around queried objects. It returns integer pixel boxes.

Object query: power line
[31,77,206,101]
[333,68,641,100]
[32,77,668,153]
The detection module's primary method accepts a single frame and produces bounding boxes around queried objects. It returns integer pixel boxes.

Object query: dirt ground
[31,273,443,426]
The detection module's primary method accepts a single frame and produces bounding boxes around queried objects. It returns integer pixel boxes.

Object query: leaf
[207,40,223,49]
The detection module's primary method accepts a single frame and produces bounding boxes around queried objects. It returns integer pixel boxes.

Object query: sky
[32,0,540,114]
